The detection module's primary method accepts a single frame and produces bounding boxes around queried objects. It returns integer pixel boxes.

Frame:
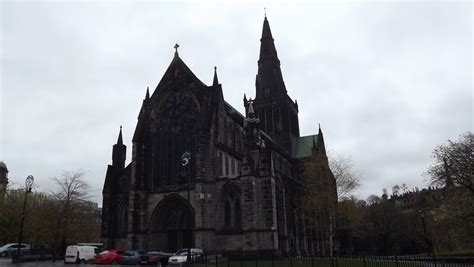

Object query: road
[0,258,130,267]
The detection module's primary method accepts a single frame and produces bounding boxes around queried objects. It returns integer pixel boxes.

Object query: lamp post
[181,151,192,262]
[15,175,34,262]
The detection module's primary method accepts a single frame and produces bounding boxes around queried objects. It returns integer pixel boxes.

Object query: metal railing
[173,252,474,267]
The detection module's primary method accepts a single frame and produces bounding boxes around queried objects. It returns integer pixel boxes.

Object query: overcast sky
[1,1,472,206]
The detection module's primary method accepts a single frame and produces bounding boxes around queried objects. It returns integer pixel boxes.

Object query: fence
[179,252,474,267]
[11,248,54,263]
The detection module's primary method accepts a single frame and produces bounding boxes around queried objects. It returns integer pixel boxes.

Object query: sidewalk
[0,258,67,266]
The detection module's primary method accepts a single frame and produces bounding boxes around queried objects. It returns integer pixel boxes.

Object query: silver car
[0,243,31,257]
[168,248,203,265]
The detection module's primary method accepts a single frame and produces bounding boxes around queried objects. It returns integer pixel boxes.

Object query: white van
[64,245,98,264]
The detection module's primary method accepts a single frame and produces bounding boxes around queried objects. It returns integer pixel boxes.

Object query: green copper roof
[292,135,317,158]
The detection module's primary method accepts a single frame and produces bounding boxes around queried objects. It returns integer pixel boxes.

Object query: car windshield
[98,250,109,255]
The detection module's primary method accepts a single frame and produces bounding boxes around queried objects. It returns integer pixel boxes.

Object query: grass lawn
[192,258,421,267]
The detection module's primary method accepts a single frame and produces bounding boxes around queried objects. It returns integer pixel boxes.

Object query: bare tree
[329,154,361,200]
[50,169,90,255]
[427,132,473,194]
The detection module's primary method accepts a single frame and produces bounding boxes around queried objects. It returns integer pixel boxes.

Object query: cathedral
[101,16,337,256]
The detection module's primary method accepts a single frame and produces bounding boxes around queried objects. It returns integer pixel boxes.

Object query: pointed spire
[318,123,324,141]
[244,93,247,102]
[316,123,326,155]
[117,125,123,145]
[213,66,219,86]
[145,86,150,100]
[256,15,287,98]
[259,15,278,61]
[112,125,126,169]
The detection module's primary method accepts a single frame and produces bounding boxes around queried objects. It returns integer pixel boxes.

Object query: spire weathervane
[264,7,267,18]
[174,43,180,56]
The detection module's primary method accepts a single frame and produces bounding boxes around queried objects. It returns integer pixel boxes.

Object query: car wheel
[111,260,117,265]
[80,259,86,264]
[1,252,6,257]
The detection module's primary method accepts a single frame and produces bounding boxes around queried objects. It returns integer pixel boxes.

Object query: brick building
[101,16,337,256]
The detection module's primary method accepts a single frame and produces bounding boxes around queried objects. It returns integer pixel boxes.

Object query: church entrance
[150,195,194,252]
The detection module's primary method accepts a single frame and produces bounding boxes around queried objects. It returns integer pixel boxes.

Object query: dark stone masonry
[101,16,337,257]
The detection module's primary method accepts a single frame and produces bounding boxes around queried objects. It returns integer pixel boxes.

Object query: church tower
[252,16,300,153]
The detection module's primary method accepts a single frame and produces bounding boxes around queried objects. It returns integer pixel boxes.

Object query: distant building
[68,201,102,244]
[392,187,444,211]
[101,16,337,256]
[70,201,102,225]
[0,161,8,200]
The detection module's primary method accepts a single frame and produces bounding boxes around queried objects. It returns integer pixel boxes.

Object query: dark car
[121,251,145,265]
[93,249,125,265]
[139,251,173,265]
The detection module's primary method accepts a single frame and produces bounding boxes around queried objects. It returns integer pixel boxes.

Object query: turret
[112,126,126,170]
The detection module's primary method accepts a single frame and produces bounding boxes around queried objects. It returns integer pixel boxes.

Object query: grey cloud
[1,2,471,205]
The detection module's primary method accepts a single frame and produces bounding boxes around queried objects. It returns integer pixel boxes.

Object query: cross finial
[264,7,267,18]
[174,43,180,56]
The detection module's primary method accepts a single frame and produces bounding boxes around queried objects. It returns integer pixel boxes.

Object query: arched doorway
[149,195,195,252]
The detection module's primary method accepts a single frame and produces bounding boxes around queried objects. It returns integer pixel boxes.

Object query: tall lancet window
[222,182,241,230]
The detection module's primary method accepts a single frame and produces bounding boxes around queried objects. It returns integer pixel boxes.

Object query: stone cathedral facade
[101,17,337,256]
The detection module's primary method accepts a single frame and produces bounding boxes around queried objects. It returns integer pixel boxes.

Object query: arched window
[222,183,241,230]
[151,90,199,188]
[115,199,128,238]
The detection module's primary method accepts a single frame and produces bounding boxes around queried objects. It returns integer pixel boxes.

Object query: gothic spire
[255,15,287,99]
[117,126,123,145]
[145,86,150,100]
[112,125,126,170]
[259,16,278,62]
[213,66,219,86]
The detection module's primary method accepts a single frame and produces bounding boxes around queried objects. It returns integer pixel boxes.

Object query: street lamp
[181,151,192,263]
[15,175,34,262]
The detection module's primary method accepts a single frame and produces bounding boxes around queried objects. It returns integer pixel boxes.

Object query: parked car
[139,251,173,265]
[64,245,98,264]
[93,249,125,265]
[0,243,30,257]
[168,248,203,265]
[121,251,145,265]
